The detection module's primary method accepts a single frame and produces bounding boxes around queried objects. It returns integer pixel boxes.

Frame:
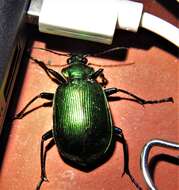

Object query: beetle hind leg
[114,126,142,190]
[36,130,54,190]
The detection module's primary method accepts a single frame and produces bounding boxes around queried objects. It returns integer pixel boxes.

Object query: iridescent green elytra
[53,54,113,166]
[15,52,174,190]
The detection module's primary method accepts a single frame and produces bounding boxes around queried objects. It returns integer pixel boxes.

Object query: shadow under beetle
[14,50,174,190]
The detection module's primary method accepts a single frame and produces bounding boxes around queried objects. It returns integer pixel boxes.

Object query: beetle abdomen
[53,79,112,165]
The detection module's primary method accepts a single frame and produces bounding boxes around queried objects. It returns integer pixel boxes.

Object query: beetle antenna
[30,56,68,68]
[31,47,71,57]
[86,47,133,67]
[29,47,131,67]
[90,47,128,57]
[28,47,69,67]
[88,61,134,67]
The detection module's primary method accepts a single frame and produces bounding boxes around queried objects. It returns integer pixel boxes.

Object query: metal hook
[141,139,179,190]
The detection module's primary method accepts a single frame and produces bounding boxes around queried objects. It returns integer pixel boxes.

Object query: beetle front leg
[30,57,66,84]
[114,126,142,190]
[36,130,54,190]
[105,88,173,105]
[89,69,108,87]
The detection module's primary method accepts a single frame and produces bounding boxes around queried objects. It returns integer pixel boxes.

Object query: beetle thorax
[62,64,94,80]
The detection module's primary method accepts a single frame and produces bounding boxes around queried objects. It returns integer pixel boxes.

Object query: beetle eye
[67,58,72,64]
[81,57,88,64]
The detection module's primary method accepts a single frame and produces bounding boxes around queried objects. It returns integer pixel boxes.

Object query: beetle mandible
[14,51,174,190]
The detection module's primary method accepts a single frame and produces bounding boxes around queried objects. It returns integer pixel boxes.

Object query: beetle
[14,50,174,190]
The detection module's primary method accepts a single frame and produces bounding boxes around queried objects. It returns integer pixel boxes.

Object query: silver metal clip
[141,139,179,190]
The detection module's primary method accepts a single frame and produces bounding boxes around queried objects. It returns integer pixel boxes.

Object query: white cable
[116,1,179,47]
[140,12,179,47]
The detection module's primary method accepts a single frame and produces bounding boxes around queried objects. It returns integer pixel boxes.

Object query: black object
[0,0,30,133]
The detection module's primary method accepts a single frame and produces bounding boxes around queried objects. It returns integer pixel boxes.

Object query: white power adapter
[39,0,118,44]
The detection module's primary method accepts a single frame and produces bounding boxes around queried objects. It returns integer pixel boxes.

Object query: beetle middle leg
[114,126,142,190]
[13,92,54,120]
[105,88,173,105]
[36,129,55,190]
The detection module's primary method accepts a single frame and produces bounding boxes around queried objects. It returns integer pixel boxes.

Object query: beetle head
[67,54,88,65]
[62,54,94,79]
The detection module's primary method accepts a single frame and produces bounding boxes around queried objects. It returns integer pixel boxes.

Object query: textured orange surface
[0,39,178,190]
[0,1,178,190]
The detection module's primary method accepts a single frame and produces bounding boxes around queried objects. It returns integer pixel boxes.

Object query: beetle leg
[30,56,66,84]
[36,130,54,190]
[105,88,173,105]
[89,68,104,79]
[99,72,108,87]
[89,69,108,87]
[13,92,54,120]
[114,126,142,190]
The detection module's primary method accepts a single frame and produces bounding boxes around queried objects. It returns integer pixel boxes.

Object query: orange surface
[0,1,178,190]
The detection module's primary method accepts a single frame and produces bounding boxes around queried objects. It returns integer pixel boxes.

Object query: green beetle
[54,55,113,166]
[14,53,173,190]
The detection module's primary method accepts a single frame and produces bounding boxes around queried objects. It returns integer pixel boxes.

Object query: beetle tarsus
[126,172,143,190]
[141,97,174,105]
[36,177,49,190]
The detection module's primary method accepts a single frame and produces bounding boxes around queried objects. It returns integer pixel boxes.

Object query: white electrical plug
[117,0,143,32]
